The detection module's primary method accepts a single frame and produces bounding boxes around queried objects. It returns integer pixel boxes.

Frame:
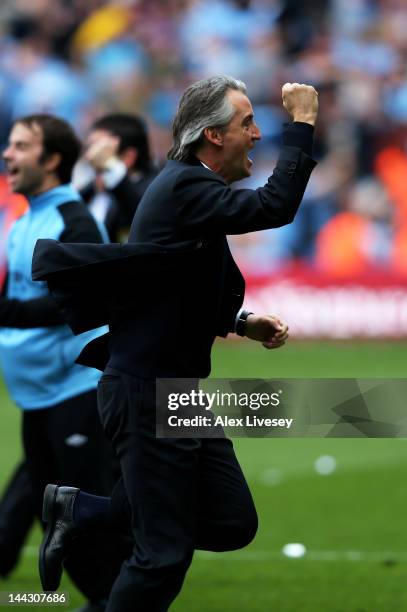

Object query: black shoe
[39,484,79,592]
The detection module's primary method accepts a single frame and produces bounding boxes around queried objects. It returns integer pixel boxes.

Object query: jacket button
[289,162,296,170]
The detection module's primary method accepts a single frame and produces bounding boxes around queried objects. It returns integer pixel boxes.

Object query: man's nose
[252,123,261,140]
[2,144,14,161]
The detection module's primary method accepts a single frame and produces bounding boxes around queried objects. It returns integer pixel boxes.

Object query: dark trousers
[22,389,128,601]
[0,461,35,576]
[97,371,258,612]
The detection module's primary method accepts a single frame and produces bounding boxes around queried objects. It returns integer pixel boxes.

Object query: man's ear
[43,152,62,175]
[121,147,138,170]
[203,127,224,147]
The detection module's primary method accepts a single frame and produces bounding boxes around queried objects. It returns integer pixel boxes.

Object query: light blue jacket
[0,184,108,410]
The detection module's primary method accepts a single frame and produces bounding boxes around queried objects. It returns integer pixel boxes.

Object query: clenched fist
[282,83,318,126]
[244,314,289,350]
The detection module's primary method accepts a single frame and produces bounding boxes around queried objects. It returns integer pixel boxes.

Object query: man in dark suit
[38,76,318,611]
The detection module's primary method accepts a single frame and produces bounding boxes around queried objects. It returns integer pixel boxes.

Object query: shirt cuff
[234,308,254,336]
[282,122,314,157]
[101,159,127,190]
[234,307,244,332]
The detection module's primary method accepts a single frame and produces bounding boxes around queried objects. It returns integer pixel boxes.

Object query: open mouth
[6,167,20,182]
[247,145,255,166]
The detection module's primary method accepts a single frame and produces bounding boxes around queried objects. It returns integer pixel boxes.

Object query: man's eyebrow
[242,113,254,124]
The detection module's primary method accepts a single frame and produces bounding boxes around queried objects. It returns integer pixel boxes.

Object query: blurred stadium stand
[0,0,406,337]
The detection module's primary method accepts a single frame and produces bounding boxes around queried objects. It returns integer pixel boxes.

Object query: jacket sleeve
[174,122,316,237]
[58,202,105,244]
[0,257,64,327]
[0,295,64,327]
[174,146,316,238]
[79,182,96,204]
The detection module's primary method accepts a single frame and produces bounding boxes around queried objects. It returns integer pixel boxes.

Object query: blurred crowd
[0,0,406,278]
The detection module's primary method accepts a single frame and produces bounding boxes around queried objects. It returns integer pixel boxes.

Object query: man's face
[3,123,48,195]
[220,89,261,183]
[86,129,121,162]
[86,128,113,150]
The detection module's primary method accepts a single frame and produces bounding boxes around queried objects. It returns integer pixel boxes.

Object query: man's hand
[244,314,289,350]
[282,83,318,126]
[84,135,120,172]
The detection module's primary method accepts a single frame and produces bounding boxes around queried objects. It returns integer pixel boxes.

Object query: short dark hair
[91,113,152,172]
[12,114,81,184]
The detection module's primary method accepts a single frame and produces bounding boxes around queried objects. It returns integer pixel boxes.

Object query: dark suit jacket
[33,145,316,376]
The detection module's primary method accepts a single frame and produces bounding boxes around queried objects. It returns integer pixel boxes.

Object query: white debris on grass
[314,454,337,475]
[260,468,283,486]
[282,543,307,558]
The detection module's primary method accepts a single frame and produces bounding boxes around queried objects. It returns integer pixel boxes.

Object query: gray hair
[167,75,247,161]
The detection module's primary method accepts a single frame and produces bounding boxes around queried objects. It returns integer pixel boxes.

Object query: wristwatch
[235,309,254,337]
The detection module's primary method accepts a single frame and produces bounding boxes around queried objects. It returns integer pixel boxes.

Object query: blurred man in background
[0,111,157,597]
[76,113,157,243]
[0,114,125,611]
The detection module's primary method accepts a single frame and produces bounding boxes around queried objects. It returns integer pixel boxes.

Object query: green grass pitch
[1,340,406,611]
